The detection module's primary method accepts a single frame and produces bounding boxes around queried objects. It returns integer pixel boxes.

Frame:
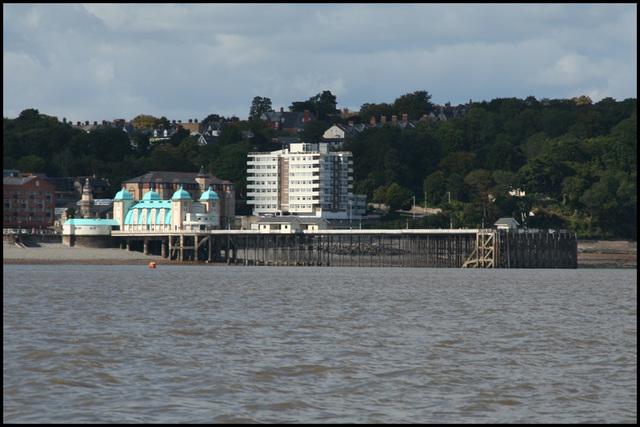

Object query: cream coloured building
[247,142,365,220]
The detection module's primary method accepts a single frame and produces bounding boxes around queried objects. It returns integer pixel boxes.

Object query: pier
[111,228,578,268]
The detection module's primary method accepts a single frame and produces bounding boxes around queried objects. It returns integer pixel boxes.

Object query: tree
[315,90,338,121]
[438,151,476,177]
[423,171,446,206]
[132,114,160,130]
[572,95,593,106]
[249,96,273,120]
[209,141,251,188]
[392,90,434,120]
[218,123,243,146]
[17,108,42,122]
[202,113,227,124]
[373,185,389,205]
[386,183,413,212]
[168,127,191,147]
[15,154,45,173]
[298,120,329,144]
[465,169,497,221]
[290,90,338,121]
[446,173,468,203]
[359,102,394,123]
[131,130,151,156]
[434,121,466,154]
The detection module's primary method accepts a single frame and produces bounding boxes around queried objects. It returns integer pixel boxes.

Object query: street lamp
[412,196,416,219]
[446,191,451,204]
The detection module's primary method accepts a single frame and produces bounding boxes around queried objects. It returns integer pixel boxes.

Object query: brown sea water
[3,265,637,423]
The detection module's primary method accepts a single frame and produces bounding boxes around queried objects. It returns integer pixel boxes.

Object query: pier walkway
[111,228,577,268]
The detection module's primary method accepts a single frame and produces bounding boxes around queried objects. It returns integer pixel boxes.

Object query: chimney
[62,117,66,123]
[194,118,198,123]
[172,120,176,124]
[94,121,97,125]
[77,121,81,125]
[391,115,397,123]
[85,120,89,125]
[370,116,376,125]
[280,107,284,112]
[422,114,428,121]
[402,114,408,122]
[304,110,309,122]
[381,115,387,124]
[102,120,106,125]
[188,119,192,123]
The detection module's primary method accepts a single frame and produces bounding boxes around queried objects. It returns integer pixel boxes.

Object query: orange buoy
[149,262,156,268]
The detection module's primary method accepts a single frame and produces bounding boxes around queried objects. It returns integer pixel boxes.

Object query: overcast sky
[3,3,637,123]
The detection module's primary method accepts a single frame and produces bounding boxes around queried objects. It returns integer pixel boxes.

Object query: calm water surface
[3,265,637,423]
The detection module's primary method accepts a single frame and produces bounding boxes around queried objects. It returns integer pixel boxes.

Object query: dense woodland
[3,91,637,239]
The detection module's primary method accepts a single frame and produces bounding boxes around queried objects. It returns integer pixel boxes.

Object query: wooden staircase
[461,231,498,268]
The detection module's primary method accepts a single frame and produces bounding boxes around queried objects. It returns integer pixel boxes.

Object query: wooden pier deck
[111,228,578,268]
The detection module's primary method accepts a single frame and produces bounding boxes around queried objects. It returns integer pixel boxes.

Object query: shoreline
[4,242,636,269]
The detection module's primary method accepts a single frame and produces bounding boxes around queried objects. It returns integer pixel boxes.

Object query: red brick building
[3,176,56,228]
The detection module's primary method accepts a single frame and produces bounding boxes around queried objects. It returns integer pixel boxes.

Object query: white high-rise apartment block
[247,142,365,220]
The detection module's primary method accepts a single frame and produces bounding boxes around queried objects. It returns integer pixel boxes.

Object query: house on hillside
[427,101,473,122]
[260,108,315,134]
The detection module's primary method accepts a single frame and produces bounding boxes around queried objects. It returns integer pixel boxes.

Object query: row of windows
[288,187,319,193]
[5,206,48,214]
[251,181,278,186]
[4,214,51,222]
[250,172,278,178]
[289,196,315,202]
[5,199,47,206]
[289,163,316,169]
[254,188,277,192]
[4,190,53,195]
[250,164,277,169]
[287,156,316,161]
[249,157,278,162]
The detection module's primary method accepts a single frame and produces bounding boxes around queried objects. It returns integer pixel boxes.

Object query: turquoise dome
[171,186,192,200]
[142,188,161,201]
[200,186,219,200]
[114,187,133,200]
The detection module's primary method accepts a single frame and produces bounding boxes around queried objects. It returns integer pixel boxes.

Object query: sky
[3,3,637,123]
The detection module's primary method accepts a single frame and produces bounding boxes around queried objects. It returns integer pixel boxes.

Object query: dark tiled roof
[123,171,226,185]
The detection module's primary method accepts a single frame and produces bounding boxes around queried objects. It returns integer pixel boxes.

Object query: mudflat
[3,242,168,265]
[577,240,637,269]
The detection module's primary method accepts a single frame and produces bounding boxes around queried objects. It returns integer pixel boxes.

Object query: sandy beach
[2,242,174,266]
